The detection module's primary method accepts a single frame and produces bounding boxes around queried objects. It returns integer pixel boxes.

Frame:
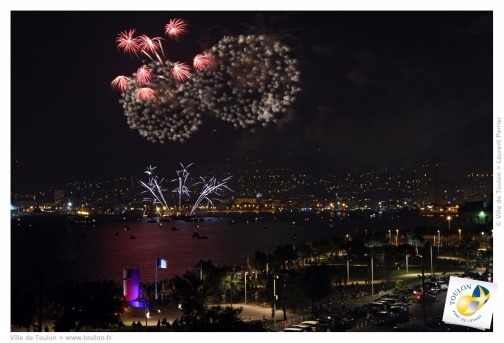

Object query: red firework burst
[135,87,155,101]
[171,62,191,81]
[116,29,141,55]
[164,18,188,40]
[139,35,162,53]
[110,75,129,91]
[136,65,152,85]
[193,54,211,70]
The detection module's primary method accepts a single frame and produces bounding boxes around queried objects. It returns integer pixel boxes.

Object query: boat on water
[68,215,98,226]
[168,215,204,222]
[192,230,208,239]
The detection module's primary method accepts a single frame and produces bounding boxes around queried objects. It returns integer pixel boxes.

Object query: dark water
[11,211,441,292]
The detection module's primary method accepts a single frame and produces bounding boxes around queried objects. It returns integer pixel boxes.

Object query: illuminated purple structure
[123,268,146,308]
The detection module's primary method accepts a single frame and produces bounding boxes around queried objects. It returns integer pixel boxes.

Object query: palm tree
[476,249,493,274]
[458,235,480,274]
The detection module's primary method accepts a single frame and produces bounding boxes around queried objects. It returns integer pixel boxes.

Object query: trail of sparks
[141,164,232,216]
[136,65,152,85]
[135,87,155,101]
[172,162,193,212]
[116,29,141,55]
[171,62,191,81]
[111,75,129,91]
[165,18,188,40]
[141,166,169,216]
[189,176,233,216]
[193,54,210,70]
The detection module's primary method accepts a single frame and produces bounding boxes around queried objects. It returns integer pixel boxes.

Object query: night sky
[10,10,493,193]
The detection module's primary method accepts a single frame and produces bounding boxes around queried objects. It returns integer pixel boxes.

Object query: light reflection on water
[11,212,442,291]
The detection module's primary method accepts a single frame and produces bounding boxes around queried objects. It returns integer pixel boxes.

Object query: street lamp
[244,271,249,304]
[437,230,440,255]
[370,255,374,295]
[273,274,279,330]
[396,229,399,246]
[430,244,434,277]
[458,228,462,241]
[388,230,391,244]
[447,216,452,230]
[406,254,409,274]
[346,255,350,283]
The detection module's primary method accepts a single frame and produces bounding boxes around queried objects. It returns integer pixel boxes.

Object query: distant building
[54,189,65,206]
[423,164,442,205]
[463,173,492,201]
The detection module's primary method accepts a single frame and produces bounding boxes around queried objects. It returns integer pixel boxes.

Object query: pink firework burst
[171,62,191,81]
[136,65,152,85]
[116,29,141,55]
[110,75,129,91]
[136,87,155,101]
[164,18,188,40]
[193,54,211,70]
[139,35,162,53]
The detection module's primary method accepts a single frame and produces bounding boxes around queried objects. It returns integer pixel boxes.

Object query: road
[121,301,299,328]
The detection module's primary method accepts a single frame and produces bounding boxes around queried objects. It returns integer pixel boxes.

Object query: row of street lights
[245,220,463,328]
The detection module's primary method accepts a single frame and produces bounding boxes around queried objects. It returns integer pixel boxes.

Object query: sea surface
[11,211,443,293]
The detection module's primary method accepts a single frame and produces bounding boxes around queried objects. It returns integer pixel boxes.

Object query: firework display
[111,18,301,143]
[189,175,232,216]
[140,166,169,215]
[141,164,232,216]
[172,162,193,212]
[191,35,301,129]
[118,59,203,143]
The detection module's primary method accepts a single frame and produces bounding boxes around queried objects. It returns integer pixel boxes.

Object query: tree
[11,289,37,331]
[168,271,207,316]
[51,280,124,332]
[302,265,333,316]
[172,305,264,332]
[476,236,493,274]
[254,250,269,272]
[271,244,297,270]
[476,248,493,274]
[404,231,425,254]
[458,235,480,274]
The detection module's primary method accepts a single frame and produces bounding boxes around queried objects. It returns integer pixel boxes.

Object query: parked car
[283,327,304,332]
[389,305,409,323]
[290,324,314,332]
[378,297,400,304]
[368,301,391,314]
[299,320,319,331]
[370,311,396,326]
[412,284,437,296]
[379,294,408,303]
[413,293,436,304]
[316,315,350,332]
[424,282,441,293]
[390,301,410,309]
